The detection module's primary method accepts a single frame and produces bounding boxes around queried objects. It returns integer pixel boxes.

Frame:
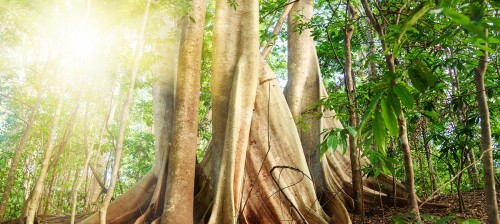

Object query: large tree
[79,0,408,223]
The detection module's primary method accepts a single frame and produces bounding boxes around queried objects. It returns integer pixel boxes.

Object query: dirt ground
[351,190,499,223]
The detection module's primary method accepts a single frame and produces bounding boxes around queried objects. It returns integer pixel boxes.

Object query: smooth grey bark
[398,113,421,222]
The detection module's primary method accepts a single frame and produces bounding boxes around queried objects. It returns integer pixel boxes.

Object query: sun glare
[61,26,97,62]
[42,3,109,85]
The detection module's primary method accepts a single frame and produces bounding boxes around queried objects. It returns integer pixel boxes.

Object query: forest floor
[351,190,498,223]
[1,190,497,223]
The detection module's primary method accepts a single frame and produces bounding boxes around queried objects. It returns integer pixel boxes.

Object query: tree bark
[343,1,364,218]
[85,84,119,211]
[206,0,261,222]
[285,0,324,200]
[80,1,412,223]
[25,90,65,224]
[261,2,295,59]
[161,0,206,222]
[422,118,438,192]
[0,88,42,220]
[70,106,93,224]
[474,29,499,224]
[43,99,81,214]
[98,1,151,223]
[360,1,421,221]
[466,149,480,188]
[398,114,421,222]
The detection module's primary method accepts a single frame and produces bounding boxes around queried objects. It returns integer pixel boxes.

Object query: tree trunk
[360,1,421,221]
[80,1,412,223]
[70,106,93,224]
[474,28,499,224]
[98,1,151,223]
[343,1,364,218]
[161,0,206,222]
[466,149,480,188]
[422,118,438,193]
[398,114,421,222]
[285,0,324,199]
[43,99,81,214]
[25,90,65,224]
[85,84,119,211]
[0,88,42,220]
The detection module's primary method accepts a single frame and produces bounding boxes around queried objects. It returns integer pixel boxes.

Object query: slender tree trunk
[43,100,81,214]
[422,119,438,192]
[99,1,151,223]
[398,114,421,222]
[466,149,480,188]
[71,107,93,224]
[25,90,65,224]
[0,88,42,220]
[343,1,364,218]
[456,156,466,212]
[86,85,119,211]
[360,1,421,221]
[416,144,427,197]
[260,3,294,59]
[474,28,499,224]
[161,0,206,222]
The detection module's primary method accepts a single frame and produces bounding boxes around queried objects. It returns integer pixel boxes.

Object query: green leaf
[381,97,399,136]
[359,91,384,135]
[344,126,357,137]
[339,132,348,154]
[443,8,487,40]
[444,8,470,25]
[327,132,339,152]
[408,60,437,92]
[189,16,196,23]
[397,2,431,43]
[421,214,439,222]
[489,37,500,44]
[373,112,387,151]
[393,83,414,109]
[320,142,328,159]
[371,81,392,91]
[387,90,402,117]
[423,110,438,121]
[473,42,495,53]
[436,216,456,224]
[460,219,481,224]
